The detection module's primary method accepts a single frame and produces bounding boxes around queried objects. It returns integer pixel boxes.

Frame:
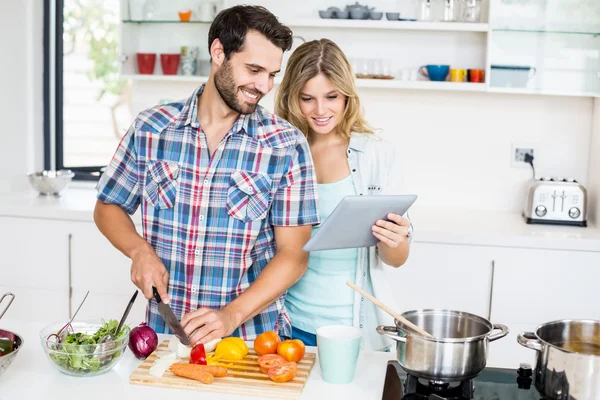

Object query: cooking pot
[518,319,600,400]
[377,309,509,383]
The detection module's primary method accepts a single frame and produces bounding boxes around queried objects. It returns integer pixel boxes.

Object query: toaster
[523,177,587,226]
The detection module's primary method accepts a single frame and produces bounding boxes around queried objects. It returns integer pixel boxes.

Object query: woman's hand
[372,213,411,248]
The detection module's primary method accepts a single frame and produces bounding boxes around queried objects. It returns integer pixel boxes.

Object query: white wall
[0,0,44,194]
[129,79,593,214]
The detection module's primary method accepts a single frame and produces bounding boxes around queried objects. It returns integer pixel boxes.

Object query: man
[94,5,319,345]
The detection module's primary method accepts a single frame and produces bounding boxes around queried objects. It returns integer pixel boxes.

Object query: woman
[275,39,413,351]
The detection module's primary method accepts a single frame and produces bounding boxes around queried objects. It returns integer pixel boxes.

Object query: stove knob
[535,205,547,217]
[569,207,581,219]
[517,363,533,389]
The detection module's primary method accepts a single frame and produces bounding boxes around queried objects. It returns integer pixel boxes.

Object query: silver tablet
[303,194,418,252]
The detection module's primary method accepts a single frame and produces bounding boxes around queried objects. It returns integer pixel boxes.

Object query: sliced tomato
[258,353,286,374]
[267,361,297,383]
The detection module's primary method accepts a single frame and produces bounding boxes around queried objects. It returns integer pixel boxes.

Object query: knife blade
[152,287,191,346]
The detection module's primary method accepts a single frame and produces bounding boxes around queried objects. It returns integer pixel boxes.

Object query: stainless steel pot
[518,319,600,400]
[377,309,509,382]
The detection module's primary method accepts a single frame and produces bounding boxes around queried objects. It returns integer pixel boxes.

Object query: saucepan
[518,319,600,400]
[377,309,509,383]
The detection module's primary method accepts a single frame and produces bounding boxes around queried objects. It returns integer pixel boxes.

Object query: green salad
[49,319,129,374]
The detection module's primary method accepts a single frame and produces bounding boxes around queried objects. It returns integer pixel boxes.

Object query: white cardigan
[347,132,413,351]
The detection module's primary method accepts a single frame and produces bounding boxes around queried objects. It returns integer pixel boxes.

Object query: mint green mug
[316,325,362,384]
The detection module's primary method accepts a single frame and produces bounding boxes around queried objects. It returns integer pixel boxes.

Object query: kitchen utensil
[386,12,400,20]
[419,0,432,21]
[523,177,587,226]
[40,321,130,376]
[99,290,138,345]
[369,11,383,19]
[0,293,15,320]
[334,10,350,18]
[346,281,433,338]
[198,1,217,21]
[57,290,90,345]
[468,68,485,82]
[490,65,536,88]
[518,319,600,400]
[152,287,190,345]
[178,9,192,22]
[136,53,156,74]
[28,170,74,196]
[0,329,23,378]
[377,309,509,382]
[462,0,481,22]
[316,325,361,384]
[319,10,334,18]
[130,340,317,398]
[419,65,450,81]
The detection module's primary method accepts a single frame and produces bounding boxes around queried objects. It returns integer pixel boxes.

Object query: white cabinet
[491,247,600,324]
[0,216,70,321]
[385,242,495,318]
[69,222,146,324]
[488,247,600,368]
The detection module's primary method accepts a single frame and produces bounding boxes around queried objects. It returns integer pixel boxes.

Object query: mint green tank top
[285,175,358,334]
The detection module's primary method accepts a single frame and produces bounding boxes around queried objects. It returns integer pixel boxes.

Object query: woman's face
[299,72,346,136]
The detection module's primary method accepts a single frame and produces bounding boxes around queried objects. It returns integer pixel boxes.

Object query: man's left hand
[372,213,411,248]
[181,307,237,345]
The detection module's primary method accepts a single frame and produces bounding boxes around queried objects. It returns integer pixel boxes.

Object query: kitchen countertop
[0,319,394,400]
[1,185,600,251]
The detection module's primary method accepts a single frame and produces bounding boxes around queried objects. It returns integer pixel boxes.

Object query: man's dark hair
[208,5,293,59]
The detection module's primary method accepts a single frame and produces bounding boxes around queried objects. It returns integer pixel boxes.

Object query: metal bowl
[0,329,24,378]
[28,170,75,196]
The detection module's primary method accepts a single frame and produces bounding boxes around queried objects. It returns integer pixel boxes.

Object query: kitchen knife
[152,287,191,346]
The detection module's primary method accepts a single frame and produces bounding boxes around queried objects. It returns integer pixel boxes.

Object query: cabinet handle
[68,233,73,319]
[487,260,495,321]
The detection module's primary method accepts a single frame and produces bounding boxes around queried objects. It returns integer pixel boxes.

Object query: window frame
[44,0,108,181]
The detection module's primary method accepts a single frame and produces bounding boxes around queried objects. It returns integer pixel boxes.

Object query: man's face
[214,30,283,115]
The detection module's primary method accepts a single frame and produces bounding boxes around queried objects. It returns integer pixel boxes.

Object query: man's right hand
[130,244,170,304]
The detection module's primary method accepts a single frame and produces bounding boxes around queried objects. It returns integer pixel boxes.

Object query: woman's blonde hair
[275,39,373,140]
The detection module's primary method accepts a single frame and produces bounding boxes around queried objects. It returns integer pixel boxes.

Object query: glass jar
[462,0,481,23]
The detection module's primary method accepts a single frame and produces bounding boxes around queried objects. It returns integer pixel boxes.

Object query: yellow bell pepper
[215,340,245,361]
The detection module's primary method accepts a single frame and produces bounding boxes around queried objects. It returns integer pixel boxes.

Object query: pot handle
[517,331,543,352]
[376,325,407,343]
[0,292,15,320]
[488,324,509,342]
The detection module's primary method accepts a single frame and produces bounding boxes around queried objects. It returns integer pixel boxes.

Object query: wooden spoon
[346,281,434,338]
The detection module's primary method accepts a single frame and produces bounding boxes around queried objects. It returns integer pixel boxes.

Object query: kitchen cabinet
[489,0,600,96]
[69,222,146,323]
[0,216,70,321]
[385,242,495,319]
[491,247,600,324]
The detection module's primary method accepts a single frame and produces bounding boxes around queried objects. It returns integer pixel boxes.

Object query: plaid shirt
[96,85,319,339]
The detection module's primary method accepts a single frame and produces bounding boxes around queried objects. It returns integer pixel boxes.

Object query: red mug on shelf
[468,69,485,83]
[136,53,157,75]
[160,54,181,75]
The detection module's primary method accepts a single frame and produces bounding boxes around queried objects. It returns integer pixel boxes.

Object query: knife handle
[152,287,162,303]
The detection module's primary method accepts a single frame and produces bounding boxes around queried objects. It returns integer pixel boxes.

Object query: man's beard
[214,60,263,115]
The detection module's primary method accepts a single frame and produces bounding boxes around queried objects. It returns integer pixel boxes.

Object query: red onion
[128,322,158,360]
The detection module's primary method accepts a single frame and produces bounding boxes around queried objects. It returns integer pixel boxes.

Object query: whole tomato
[277,339,305,362]
[253,331,281,356]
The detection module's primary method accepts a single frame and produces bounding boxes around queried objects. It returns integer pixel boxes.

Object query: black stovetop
[382,361,544,400]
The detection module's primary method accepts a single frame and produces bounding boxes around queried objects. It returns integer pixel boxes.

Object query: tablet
[303,194,418,252]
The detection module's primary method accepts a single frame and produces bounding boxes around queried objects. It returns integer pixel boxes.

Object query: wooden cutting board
[130,340,317,399]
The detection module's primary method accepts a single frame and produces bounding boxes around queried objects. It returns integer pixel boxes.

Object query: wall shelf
[121,74,487,93]
[493,28,600,36]
[286,19,489,32]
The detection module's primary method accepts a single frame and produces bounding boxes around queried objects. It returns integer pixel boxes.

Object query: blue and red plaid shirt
[96,85,320,339]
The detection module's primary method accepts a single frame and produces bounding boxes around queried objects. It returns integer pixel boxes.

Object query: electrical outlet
[511,145,535,168]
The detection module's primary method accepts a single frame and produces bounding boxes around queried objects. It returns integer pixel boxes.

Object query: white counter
[1,186,600,251]
[0,319,394,400]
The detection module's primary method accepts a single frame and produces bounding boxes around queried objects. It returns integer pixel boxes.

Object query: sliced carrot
[170,363,215,384]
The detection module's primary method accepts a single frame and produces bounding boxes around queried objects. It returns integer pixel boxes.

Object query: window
[45,0,129,180]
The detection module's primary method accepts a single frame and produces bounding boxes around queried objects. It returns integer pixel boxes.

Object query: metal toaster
[523,177,587,227]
